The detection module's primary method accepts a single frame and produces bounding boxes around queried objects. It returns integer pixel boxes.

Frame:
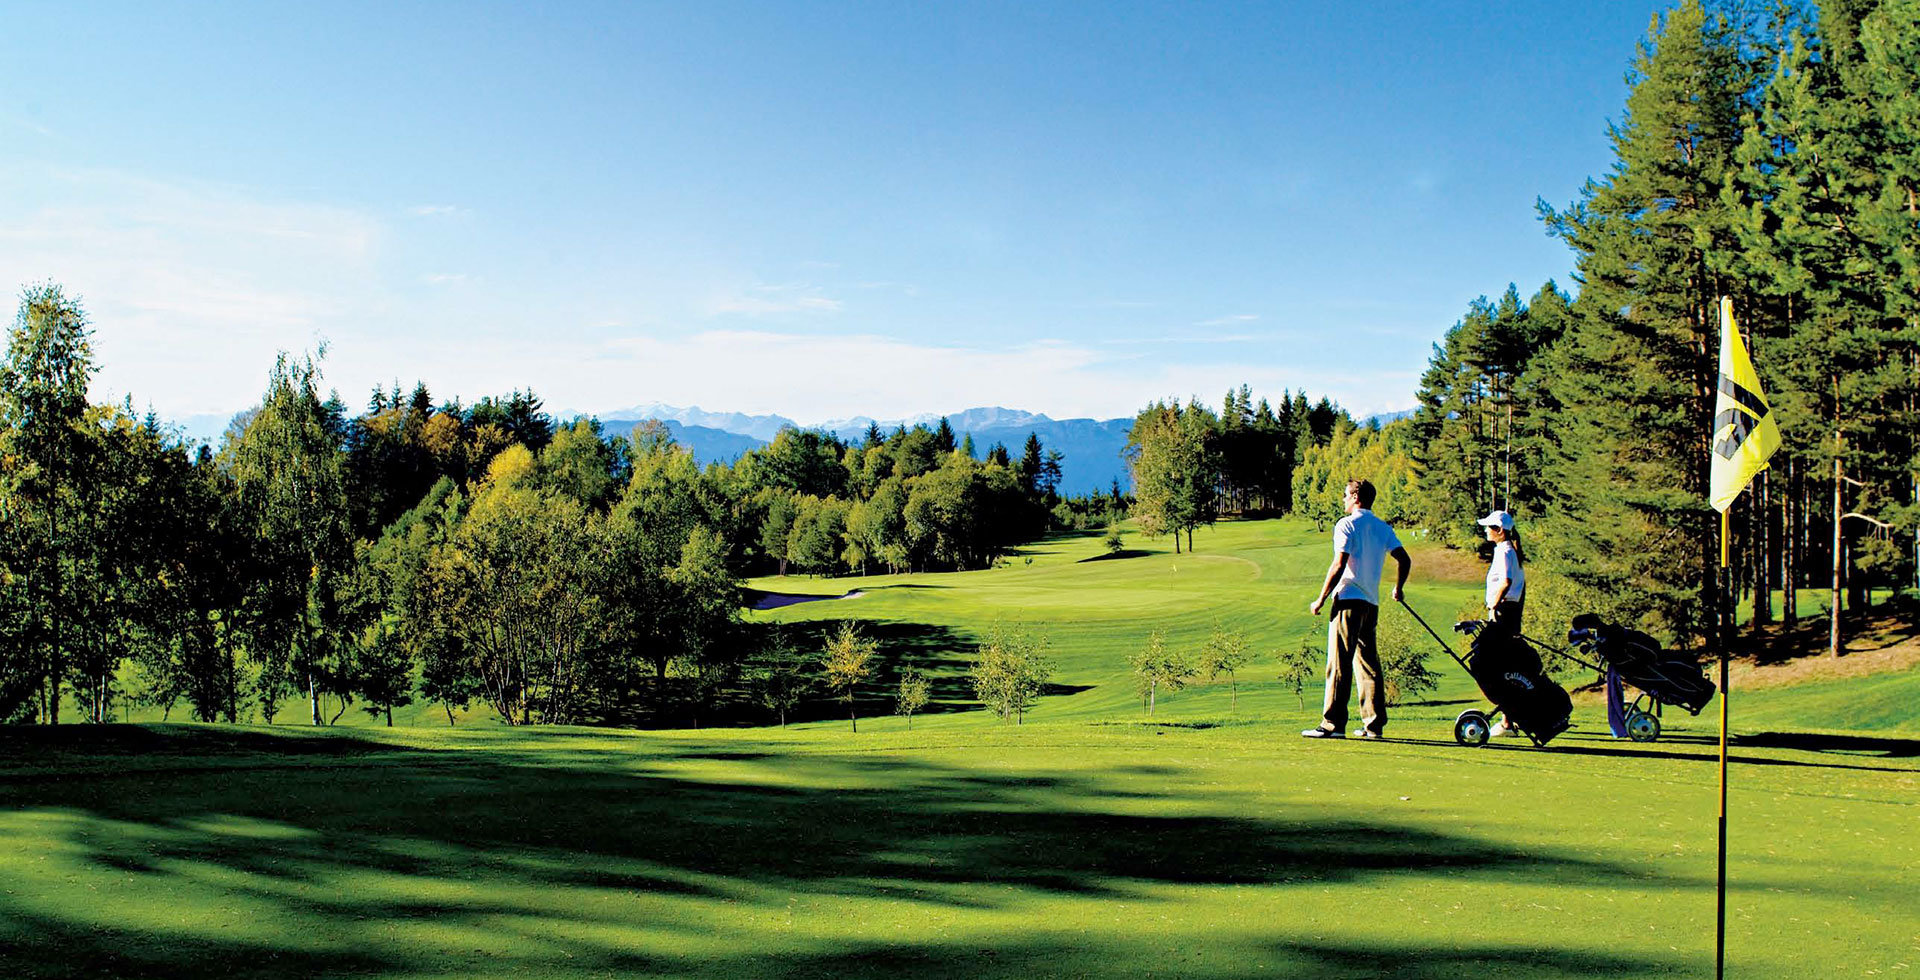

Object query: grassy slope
[749,518,1494,729]
[0,722,1912,979]
[749,518,1918,739]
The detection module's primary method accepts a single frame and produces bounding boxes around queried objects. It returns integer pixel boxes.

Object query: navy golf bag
[1568,614,1716,715]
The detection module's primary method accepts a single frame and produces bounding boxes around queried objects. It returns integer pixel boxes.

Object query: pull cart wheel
[1454,710,1491,747]
[1626,709,1662,743]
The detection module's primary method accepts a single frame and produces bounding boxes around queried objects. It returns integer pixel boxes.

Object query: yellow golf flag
[1709,297,1781,512]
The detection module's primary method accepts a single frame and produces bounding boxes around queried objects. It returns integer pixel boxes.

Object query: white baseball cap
[1476,510,1515,530]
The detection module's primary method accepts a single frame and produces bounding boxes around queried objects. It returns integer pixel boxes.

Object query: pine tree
[0,284,96,723]
[1536,0,1760,646]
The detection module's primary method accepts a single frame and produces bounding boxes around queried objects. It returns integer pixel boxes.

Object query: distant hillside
[1363,409,1415,426]
[600,404,1133,496]
[812,407,1129,496]
[602,403,795,442]
[958,415,1132,497]
[598,419,765,467]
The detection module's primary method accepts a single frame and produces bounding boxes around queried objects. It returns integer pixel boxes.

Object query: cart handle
[1396,597,1473,670]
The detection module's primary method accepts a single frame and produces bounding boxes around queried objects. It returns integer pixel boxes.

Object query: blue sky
[2,2,1669,425]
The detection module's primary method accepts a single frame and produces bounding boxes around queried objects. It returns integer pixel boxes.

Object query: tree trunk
[444,702,456,726]
[1753,470,1771,631]
[48,486,61,726]
[226,633,240,724]
[1831,452,1843,658]
[386,705,393,727]
[308,670,321,726]
[1783,456,1797,630]
[849,701,857,733]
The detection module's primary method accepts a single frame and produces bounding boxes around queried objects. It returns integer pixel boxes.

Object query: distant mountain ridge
[601,403,797,442]
[603,403,1133,495]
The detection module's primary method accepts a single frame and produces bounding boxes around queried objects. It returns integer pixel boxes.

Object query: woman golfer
[1478,510,1526,738]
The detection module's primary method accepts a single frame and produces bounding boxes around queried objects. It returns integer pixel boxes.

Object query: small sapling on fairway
[1103,521,1125,554]
[895,667,931,729]
[819,622,877,732]
[970,624,1054,724]
[1131,631,1195,715]
[747,626,813,727]
[1377,614,1439,706]
[1199,623,1254,708]
[1276,637,1320,709]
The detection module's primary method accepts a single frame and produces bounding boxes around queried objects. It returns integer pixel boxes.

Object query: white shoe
[1490,720,1521,738]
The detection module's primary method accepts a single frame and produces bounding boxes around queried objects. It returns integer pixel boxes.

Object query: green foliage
[894,667,931,729]
[1275,636,1320,710]
[1128,630,1194,715]
[1197,623,1254,707]
[969,623,1054,724]
[1410,285,1570,543]
[819,621,877,731]
[1103,521,1124,554]
[430,461,606,725]
[223,348,356,726]
[0,283,96,723]
[745,626,812,727]
[1291,421,1421,531]
[1126,400,1221,554]
[1375,612,1439,708]
[1533,0,1758,647]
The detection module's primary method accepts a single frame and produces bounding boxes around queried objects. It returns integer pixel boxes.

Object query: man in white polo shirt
[1304,479,1411,739]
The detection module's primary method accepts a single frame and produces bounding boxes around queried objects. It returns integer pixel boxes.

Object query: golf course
[4,518,1914,979]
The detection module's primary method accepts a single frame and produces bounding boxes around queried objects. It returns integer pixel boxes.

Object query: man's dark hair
[1346,479,1376,509]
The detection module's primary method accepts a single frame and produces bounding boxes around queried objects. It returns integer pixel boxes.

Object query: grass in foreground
[1,720,1913,979]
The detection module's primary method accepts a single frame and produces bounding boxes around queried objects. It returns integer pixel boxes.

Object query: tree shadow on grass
[1383,731,1920,773]
[732,934,1681,980]
[0,904,1682,980]
[0,727,1661,979]
[1077,549,1151,562]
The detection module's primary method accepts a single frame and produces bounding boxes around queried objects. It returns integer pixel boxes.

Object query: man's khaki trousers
[1321,598,1385,736]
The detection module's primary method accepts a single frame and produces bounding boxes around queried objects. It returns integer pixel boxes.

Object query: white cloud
[708,282,845,316]
[407,204,464,217]
[1196,314,1259,327]
[0,168,386,413]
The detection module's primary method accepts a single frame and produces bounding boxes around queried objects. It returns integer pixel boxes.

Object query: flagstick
[1717,504,1731,979]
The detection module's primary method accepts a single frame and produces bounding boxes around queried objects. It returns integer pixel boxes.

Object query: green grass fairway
[746,518,1503,729]
[16,517,1917,977]
[2,722,1914,979]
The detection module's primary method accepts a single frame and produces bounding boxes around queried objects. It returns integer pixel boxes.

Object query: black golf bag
[1465,626,1572,743]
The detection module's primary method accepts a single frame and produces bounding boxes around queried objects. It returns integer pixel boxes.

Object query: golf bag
[1568,614,1716,715]
[1465,626,1572,742]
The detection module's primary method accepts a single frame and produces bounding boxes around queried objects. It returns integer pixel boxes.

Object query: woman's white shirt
[1486,541,1525,609]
